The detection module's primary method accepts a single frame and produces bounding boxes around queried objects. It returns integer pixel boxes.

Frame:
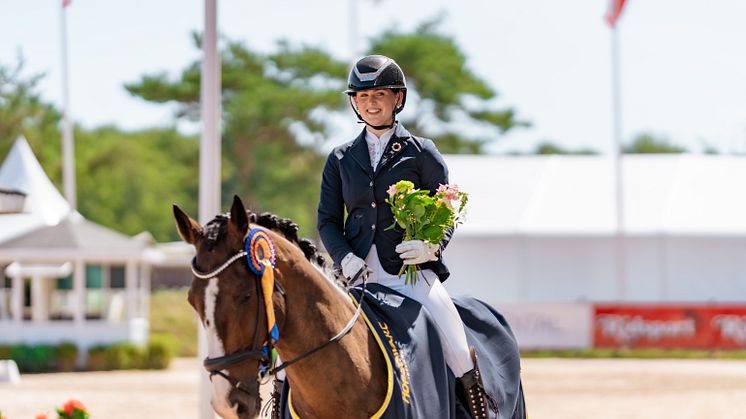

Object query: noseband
[190,228,367,399]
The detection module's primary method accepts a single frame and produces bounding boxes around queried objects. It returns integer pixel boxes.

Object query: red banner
[594,305,746,349]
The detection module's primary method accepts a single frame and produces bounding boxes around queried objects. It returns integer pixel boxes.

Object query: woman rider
[317,55,491,418]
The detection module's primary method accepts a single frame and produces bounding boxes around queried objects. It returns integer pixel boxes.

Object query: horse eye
[241,292,252,303]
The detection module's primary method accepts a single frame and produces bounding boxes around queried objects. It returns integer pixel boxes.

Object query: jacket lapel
[347,129,373,179]
[374,125,411,177]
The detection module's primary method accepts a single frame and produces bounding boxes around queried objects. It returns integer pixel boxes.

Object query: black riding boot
[457,348,496,419]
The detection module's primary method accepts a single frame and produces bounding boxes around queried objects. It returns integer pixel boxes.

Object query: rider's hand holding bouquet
[386,180,468,285]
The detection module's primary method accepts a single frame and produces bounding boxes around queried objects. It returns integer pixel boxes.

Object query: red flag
[605,0,627,28]
[63,0,72,7]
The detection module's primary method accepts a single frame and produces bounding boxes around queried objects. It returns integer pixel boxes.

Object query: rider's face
[352,89,402,128]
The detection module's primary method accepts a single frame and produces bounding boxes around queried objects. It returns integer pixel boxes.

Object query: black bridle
[190,248,368,399]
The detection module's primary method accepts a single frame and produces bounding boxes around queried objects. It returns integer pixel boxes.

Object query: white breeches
[360,245,474,377]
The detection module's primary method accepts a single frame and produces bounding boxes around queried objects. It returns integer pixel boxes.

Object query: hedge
[0,339,174,373]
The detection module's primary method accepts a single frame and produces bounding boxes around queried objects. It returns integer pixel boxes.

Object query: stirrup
[457,348,498,419]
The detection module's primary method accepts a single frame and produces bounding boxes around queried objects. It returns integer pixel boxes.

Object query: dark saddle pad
[277,283,526,418]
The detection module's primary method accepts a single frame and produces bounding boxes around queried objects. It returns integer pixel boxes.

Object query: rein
[190,230,368,397]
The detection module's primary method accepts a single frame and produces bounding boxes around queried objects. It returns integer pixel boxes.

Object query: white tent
[0,138,71,243]
[442,154,746,303]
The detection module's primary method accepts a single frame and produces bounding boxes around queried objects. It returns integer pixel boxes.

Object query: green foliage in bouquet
[385,180,468,285]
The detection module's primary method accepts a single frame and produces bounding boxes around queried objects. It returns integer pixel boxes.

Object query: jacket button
[371,225,376,230]
[369,181,373,187]
[371,202,376,208]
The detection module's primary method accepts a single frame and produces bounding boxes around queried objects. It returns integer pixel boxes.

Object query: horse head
[174,195,297,419]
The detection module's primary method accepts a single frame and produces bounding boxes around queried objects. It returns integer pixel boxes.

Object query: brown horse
[174,196,388,419]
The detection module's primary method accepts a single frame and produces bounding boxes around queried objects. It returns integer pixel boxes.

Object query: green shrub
[144,335,177,369]
[104,343,144,369]
[57,342,79,371]
[87,345,108,370]
[521,348,746,359]
[0,345,11,359]
[11,344,57,373]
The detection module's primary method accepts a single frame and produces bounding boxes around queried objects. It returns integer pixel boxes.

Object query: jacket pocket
[344,215,363,241]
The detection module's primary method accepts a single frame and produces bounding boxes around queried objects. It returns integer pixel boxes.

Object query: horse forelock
[204,213,230,250]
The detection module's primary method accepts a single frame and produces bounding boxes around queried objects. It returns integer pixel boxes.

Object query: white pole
[60,2,76,210]
[610,25,626,300]
[199,0,221,417]
[200,1,221,224]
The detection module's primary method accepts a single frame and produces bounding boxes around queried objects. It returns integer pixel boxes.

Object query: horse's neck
[277,265,354,354]
[276,263,387,418]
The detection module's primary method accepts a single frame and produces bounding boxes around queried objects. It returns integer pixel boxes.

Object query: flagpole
[199,0,221,417]
[348,0,359,59]
[610,23,626,300]
[60,1,76,210]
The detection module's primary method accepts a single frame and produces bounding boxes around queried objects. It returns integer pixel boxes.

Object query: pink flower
[35,414,49,419]
[436,183,462,209]
[438,196,454,209]
[387,183,398,198]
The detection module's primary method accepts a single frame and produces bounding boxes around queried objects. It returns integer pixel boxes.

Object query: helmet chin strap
[349,96,398,131]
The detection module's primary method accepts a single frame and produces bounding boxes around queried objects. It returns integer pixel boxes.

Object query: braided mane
[249,211,327,268]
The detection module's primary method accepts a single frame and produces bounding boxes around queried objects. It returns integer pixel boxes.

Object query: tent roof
[444,154,746,236]
[0,137,70,225]
[0,212,144,251]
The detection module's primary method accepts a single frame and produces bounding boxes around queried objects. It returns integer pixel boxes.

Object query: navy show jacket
[317,124,453,282]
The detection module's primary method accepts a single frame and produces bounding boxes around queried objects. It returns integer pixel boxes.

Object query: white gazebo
[0,138,152,359]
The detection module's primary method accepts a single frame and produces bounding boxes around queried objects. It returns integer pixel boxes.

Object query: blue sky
[2,0,745,154]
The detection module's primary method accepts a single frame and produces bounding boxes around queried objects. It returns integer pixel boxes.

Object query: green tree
[75,126,199,241]
[126,36,348,235]
[368,18,529,154]
[624,133,687,154]
[533,141,598,155]
[0,55,64,186]
[1,56,198,241]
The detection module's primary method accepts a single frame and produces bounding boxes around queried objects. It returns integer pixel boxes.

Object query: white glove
[396,240,440,265]
[341,252,368,280]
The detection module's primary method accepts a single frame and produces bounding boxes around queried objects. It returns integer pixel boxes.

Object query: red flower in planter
[56,400,89,419]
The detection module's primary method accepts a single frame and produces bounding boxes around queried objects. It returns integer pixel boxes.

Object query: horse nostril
[235,401,250,418]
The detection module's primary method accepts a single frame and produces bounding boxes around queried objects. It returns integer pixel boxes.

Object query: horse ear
[229,195,249,238]
[173,204,203,245]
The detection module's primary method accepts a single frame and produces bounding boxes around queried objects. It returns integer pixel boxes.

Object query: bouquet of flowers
[385,180,468,285]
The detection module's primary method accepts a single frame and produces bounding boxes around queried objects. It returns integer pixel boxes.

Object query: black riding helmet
[345,55,407,129]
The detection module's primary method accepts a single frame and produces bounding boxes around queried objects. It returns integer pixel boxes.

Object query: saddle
[275,283,526,419]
